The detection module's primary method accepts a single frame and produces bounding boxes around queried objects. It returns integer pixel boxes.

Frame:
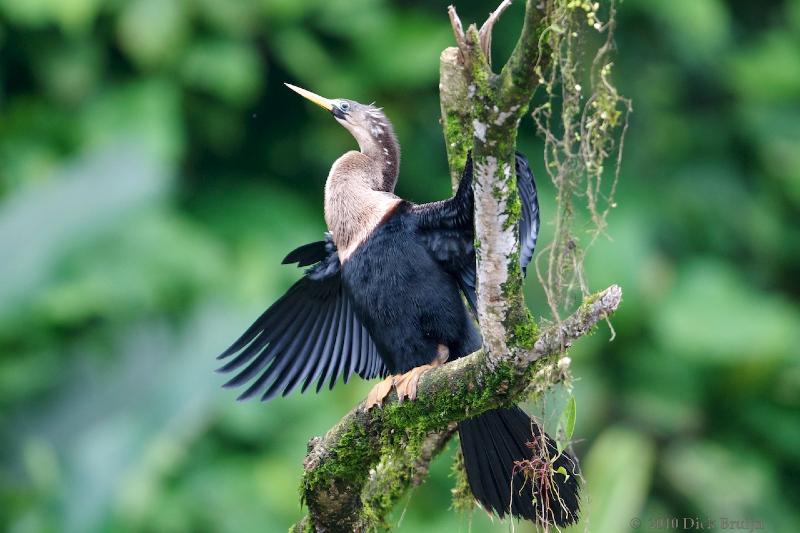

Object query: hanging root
[532,0,632,320]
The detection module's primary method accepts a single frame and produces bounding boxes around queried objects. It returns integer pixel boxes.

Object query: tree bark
[445,0,550,369]
[295,285,620,532]
[293,2,622,530]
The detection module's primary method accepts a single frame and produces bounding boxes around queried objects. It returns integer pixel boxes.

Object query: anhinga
[218,83,580,526]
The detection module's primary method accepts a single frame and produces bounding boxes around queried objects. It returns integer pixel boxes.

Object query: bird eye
[339,101,351,112]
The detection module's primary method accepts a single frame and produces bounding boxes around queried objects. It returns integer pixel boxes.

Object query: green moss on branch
[295,0,625,528]
[296,286,621,531]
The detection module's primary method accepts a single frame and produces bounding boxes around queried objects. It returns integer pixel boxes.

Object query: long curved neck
[324,152,401,260]
[345,114,400,192]
[357,125,400,192]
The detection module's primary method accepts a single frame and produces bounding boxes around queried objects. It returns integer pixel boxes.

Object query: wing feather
[314,293,346,392]
[272,298,333,398]
[258,307,328,401]
[299,297,341,393]
[218,292,307,375]
[282,240,327,267]
[412,152,541,315]
[326,296,352,390]
[345,310,362,381]
[235,306,320,401]
[218,235,386,401]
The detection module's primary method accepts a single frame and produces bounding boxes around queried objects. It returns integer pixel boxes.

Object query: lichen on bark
[295,285,621,531]
[439,47,472,190]
[293,1,628,530]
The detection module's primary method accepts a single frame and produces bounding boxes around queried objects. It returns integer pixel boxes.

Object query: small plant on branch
[245,1,632,531]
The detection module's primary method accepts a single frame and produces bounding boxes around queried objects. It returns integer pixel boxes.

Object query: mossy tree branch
[444,0,549,368]
[294,285,621,532]
[498,0,549,109]
[439,47,471,190]
[293,2,622,531]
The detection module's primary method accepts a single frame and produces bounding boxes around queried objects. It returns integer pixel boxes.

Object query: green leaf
[561,394,577,441]
[180,39,263,105]
[115,0,188,69]
[655,260,800,364]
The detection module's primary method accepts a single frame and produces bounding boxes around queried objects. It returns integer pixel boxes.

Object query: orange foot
[366,375,398,409]
[366,345,451,408]
[394,344,450,402]
[394,364,433,402]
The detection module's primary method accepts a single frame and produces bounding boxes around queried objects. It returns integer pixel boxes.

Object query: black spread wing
[217,234,386,401]
[412,152,541,314]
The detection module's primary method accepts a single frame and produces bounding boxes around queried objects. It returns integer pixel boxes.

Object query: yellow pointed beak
[284,83,334,111]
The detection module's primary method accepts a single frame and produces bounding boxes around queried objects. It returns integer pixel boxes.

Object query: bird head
[285,83,395,157]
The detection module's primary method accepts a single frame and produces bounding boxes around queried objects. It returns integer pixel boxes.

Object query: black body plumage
[218,154,537,395]
[343,201,482,370]
[218,149,578,525]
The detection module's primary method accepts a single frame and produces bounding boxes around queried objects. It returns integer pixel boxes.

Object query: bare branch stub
[478,0,513,63]
[447,5,467,55]
[293,2,624,530]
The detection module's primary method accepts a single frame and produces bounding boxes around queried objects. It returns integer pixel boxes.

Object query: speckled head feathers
[330,99,400,192]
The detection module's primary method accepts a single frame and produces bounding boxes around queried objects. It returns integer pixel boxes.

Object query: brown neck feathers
[324,151,401,260]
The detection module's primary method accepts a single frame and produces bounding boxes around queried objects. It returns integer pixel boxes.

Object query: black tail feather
[458,406,581,527]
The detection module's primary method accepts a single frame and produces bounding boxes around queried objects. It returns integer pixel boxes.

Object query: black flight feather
[411,151,540,315]
[218,233,386,400]
[515,153,540,275]
[282,239,327,267]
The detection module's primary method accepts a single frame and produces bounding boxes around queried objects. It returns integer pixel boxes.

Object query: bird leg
[394,344,450,403]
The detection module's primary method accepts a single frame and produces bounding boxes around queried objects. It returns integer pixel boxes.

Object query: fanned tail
[458,406,580,527]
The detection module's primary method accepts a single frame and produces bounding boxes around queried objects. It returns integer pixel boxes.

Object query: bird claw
[366,345,450,408]
[366,375,397,409]
[394,365,433,402]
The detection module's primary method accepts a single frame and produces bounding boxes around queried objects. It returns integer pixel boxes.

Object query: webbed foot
[366,375,397,409]
[394,344,450,402]
[394,364,433,402]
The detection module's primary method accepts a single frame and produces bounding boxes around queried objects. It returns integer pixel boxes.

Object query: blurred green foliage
[1,0,799,532]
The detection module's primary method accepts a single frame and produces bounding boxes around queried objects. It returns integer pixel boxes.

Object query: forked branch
[294,285,621,531]
[293,1,622,530]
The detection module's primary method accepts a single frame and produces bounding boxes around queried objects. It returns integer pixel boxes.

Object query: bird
[217,83,580,527]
